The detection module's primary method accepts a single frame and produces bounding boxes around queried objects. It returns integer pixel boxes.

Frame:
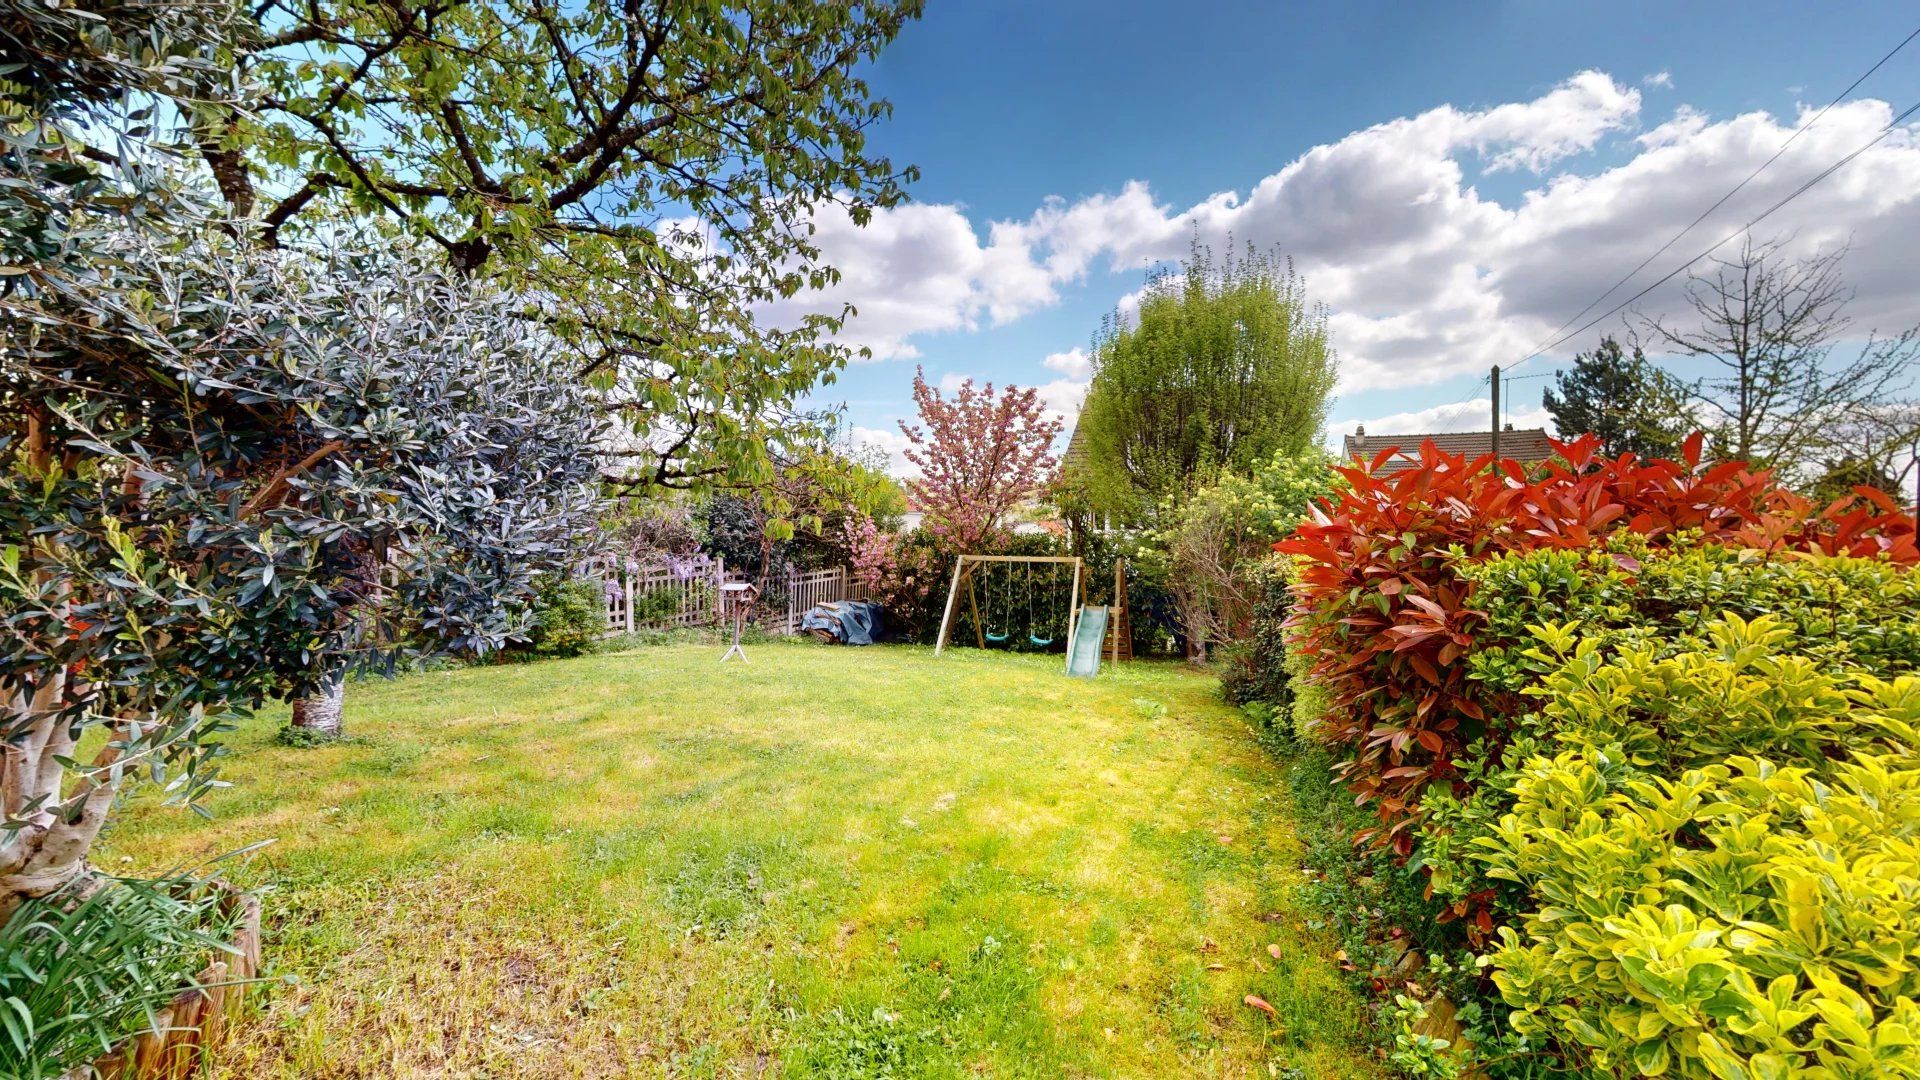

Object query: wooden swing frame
[933,555,1083,663]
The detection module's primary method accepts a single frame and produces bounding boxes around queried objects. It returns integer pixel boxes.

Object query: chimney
[1354,423,1366,437]
[1503,422,1514,431]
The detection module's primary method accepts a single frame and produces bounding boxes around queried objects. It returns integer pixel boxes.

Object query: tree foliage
[1157,450,1335,661]
[0,5,599,915]
[1070,240,1336,522]
[898,367,1061,553]
[1542,335,1692,458]
[220,0,923,496]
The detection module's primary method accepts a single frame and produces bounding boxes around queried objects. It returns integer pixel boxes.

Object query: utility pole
[1489,364,1502,463]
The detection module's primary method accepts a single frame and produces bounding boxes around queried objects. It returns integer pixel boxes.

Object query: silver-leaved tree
[0,2,601,914]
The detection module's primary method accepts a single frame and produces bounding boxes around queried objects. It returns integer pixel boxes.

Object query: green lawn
[103,641,1379,1079]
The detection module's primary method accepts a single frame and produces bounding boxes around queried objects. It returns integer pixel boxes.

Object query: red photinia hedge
[1275,433,1918,855]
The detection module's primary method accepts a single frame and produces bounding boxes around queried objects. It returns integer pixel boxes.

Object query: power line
[1506,24,1920,375]
[1444,372,1490,410]
[1510,95,1920,373]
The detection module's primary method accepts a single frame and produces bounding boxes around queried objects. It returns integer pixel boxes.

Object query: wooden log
[85,888,264,1080]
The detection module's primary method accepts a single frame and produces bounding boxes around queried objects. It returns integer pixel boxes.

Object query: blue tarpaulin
[798,600,885,645]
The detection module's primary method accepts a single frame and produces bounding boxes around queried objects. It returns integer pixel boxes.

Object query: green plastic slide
[1067,606,1107,677]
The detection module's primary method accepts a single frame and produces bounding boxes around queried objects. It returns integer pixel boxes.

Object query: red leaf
[1680,430,1704,468]
[1408,653,1440,685]
[1244,994,1279,1020]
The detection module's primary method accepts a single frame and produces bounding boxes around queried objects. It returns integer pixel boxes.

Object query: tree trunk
[288,665,346,738]
[2,673,131,921]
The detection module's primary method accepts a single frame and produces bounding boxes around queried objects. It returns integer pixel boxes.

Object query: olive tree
[271,246,608,737]
[3,224,604,910]
[1,2,600,912]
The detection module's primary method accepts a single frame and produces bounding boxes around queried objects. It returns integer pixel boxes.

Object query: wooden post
[623,562,634,633]
[934,556,967,655]
[966,571,986,649]
[1490,364,1502,464]
[1110,560,1123,667]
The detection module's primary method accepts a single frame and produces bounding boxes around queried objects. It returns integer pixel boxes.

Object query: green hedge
[1478,642,1920,1078]
[1394,547,1920,1077]
[1266,541,1920,1077]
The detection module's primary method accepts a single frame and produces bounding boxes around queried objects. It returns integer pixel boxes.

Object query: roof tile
[1341,428,1556,473]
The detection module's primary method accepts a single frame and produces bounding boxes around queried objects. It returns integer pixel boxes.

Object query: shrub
[702,494,796,585]
[0,875,246,1080]
[524,575,607,658]
[1479,735,1920,1078]
[601,495,704,564]
[858,527,949,642]
[1161,476,1270,659]
[1218,557,1293,707]
[1396,613,1920,1077]
[1465,537,1920,697]
[1276,433,1917,853]
[1159,450,1337,662]
[1075,528,1183,658]
[1420,606,1915,910]
[1417,546,1920,915]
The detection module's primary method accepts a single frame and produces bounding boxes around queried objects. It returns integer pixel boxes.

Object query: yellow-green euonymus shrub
[1477,645,1920,1078]
[1523,613,1901,772]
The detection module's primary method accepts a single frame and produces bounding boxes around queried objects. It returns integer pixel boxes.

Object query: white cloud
[1035,376,1089,431]
[850,424,916,477]
[757,202,997,362]
[775,71,1920,408]
[1643,71,1674,89]
[1041,347,1092,379]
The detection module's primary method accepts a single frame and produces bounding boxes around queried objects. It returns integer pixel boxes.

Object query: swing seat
[1028,634,1053,648]
[985,630,1010,644]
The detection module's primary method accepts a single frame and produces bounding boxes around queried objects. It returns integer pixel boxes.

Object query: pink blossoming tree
[899,367,1063,552]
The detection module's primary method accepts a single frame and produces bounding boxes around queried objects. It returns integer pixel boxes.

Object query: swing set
[933,554,1130,675]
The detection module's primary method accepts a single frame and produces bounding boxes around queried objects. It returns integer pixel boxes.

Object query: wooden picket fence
[783,567,870,636]
[599,554,727,633]
[596,555,866,637]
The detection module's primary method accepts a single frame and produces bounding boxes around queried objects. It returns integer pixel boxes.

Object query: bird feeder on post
[719,581,759,663]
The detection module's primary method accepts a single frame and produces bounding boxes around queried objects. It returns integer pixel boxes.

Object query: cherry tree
[898,368,1062,552]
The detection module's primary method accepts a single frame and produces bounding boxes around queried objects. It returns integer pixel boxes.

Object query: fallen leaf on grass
[1244,994,1279,1019]
[1267,943,1283,960]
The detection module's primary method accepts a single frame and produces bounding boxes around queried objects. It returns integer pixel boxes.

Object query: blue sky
[777,2,1920,469]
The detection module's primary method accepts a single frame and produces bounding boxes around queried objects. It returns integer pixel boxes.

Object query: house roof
[1341,426,1557,474]
[1060,421,1089,472]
